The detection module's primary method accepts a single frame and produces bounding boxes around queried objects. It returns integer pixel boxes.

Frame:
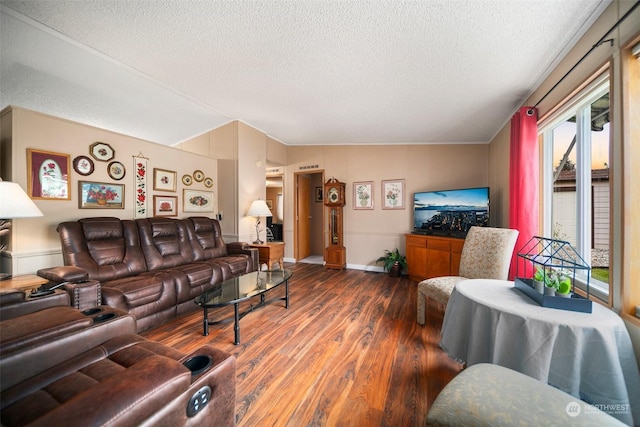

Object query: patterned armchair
[417,226,519,325]
[426,363,625,426]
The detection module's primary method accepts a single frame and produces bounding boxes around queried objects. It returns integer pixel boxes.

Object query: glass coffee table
[194,269,292,344]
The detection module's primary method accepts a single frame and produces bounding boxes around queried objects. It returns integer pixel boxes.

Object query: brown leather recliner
[0,289,236,427]
[38,216,258,332]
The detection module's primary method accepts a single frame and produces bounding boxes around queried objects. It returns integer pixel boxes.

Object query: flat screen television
[412,187,489,238]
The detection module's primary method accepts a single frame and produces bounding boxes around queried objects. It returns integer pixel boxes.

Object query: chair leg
[417,290,426,325]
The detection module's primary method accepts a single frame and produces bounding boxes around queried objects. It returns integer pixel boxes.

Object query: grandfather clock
[324,177,346,269]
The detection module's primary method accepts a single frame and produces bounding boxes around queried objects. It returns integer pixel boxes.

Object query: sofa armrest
[63,280,101,310]
[0,289,70,321]
[37,266,89,283]
[0,306,135,392]
[227,242,259,271]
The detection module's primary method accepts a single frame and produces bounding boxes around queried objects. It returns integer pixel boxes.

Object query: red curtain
[509,106,538,280]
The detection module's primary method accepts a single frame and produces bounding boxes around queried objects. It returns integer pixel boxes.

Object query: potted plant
[556,271,572,298]
[544,269,557,296]
[376,248,408,277]
[533,266,546,293]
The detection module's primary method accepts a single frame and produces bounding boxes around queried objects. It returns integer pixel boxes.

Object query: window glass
[542,84,610,298]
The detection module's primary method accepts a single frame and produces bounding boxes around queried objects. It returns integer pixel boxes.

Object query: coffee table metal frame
[194,269,292,344]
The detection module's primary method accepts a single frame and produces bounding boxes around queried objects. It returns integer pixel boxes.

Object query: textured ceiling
[0,1,609,146]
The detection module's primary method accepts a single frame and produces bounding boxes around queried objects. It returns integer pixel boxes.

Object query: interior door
[297,174,311,260]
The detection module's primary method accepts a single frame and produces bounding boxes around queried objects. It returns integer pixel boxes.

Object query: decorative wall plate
[89,142,115,162]
[193,170,205,182]
[182,174,193,186]
[73,155,94,176]
[108,161,126,180]
[203,177,213,188]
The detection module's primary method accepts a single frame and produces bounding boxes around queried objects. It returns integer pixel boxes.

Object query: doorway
[294,171,324,264]
[266,174,283,242]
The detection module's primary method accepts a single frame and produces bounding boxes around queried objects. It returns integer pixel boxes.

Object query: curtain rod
[533,0,640,108]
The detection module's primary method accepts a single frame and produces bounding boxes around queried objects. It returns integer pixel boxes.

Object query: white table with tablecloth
[439,279,640,425]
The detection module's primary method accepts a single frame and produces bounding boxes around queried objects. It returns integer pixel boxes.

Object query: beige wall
[266,135,287,166]
[179,122,490,268]
[2,106,218,276]
[178,121,272,243]
[286,144,489,268]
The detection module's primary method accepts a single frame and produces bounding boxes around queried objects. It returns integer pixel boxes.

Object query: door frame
[294,170,325,262]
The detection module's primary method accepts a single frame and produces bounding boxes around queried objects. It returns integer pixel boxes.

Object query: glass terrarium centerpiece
[515,236,592,313]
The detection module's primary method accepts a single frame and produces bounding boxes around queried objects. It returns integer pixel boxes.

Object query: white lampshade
[0,181,44,218]
[247,200,273,217]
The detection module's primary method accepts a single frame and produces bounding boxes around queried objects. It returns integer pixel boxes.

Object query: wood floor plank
[142,262,462,426]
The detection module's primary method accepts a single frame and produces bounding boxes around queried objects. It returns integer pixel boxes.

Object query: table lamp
[247,199,272,244]
[0,180,44,280]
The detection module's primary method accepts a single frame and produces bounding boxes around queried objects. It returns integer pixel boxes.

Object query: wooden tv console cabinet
[405,234,465,282]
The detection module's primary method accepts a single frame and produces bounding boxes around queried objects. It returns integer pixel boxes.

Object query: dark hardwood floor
[142,263,462,426]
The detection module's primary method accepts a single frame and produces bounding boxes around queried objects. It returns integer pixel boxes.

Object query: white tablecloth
[440,279,640,426]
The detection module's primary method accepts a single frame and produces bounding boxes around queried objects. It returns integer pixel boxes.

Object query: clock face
[328,187,339,203]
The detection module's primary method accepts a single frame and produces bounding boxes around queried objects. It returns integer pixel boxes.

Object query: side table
[0,275,47,292]
[249,242,285,270]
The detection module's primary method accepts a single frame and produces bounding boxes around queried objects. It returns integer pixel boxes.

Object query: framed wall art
[107,161,126,180]
[153,168,177,192]
[183,189,214,213]
[353,181,374,210]
[153,195,178,217]
[182,174,193,186]
[89,142,115,162]
[381,179,405,210]
[133,155,148,218]
[78,181,124,209]
[266,199,273,210]
[72,155,94,176]
[315,186,323,203]
[27,148,71,200]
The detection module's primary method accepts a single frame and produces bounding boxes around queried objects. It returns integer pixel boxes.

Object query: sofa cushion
[163,262,222,306]
[102,273,177,309]
[57,217,147,281]
[137,218,195,271]
[210,256,255,280]
[187,217,228,260]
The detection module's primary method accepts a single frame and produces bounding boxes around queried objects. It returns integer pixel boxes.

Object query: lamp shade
[247,200,272,217]
[0,181,44,218]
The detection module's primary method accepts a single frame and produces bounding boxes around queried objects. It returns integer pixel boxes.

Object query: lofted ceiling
[0,0,609,147]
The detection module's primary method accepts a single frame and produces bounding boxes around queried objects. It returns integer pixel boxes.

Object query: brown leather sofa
[38,216,258,332]
[0,289,236,426]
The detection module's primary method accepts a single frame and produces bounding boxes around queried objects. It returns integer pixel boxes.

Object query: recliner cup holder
[183,355,212,376]
[81,307,103,316]
[93,312,117,323]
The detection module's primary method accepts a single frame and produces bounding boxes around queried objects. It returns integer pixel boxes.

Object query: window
[623,38,640,321]
[539,73,610,300]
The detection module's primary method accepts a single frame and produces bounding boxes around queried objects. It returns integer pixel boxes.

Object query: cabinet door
[425,238,451,278]
[406,235,428,280]
[450,240,464,275]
